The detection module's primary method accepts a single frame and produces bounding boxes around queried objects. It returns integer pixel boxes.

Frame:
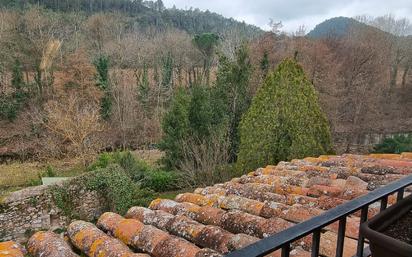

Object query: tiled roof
[13,153,412,256]
[0,241,26,257]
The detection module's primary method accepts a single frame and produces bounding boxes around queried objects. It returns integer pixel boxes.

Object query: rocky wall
[0,177,107,243]
[334,131,412,154]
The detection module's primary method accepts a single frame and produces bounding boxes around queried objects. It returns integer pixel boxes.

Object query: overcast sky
[162,0,412,32]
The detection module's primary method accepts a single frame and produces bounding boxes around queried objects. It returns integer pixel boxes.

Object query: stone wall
[334,131,412,154]
[0,176,107,243]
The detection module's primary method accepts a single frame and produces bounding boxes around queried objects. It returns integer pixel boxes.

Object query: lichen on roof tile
[17,152,412,257]
[0,241,26,257]
[28,231,78,257]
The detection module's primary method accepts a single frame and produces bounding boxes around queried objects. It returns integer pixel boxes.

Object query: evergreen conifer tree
[215,44,253,161]
[238,58,333,172]
[94,55,112,120]
[137,63,150,113]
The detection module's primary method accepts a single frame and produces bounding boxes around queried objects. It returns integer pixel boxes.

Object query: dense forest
[0,1,411,174]
[0,0,263,35]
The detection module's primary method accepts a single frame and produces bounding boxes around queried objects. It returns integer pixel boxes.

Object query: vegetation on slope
[307,17,366,38]
[0,0,263,36]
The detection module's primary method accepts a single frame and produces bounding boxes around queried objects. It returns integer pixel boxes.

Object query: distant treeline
[0,0,263,36]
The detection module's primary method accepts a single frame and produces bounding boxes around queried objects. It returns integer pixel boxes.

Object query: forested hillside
[307,17,366,38]
[0,0,263,36]
[0,0,411,166]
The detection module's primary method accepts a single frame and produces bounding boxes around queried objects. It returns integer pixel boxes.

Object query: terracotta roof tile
[67,220,149,257]
[126,207,233,253]
[0,241,25,257]
[27,231,78,257]
[97,212,221,257]
[20,152,412,257]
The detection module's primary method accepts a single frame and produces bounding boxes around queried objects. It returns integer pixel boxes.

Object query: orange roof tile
[0,241,25,257]
[22,152,412,257]
[27,231,78,257]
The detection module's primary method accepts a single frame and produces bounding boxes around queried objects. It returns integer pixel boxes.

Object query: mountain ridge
[307,16,369,38]
[0,0,263,37]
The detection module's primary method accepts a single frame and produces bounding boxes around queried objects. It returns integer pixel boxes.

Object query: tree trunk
[402,65,410,88]
[390,64,398,91]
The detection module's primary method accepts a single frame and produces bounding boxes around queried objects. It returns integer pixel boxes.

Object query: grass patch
[0,150,168,199]
[0,159,86,197]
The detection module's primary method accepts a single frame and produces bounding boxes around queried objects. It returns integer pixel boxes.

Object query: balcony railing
[225,174,412,257]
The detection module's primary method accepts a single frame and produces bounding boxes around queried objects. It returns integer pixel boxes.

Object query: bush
[0,96,19,121]
[28,166,57,186]
[373,134,412,154]
[142,170,182,192]
[89,151,149,182]
[238,58,333,172]
[85,164,153,215]
[87,152,115,170]
[44,165,56,177]
[50,185,79,219]
[88,151,183,193]
[115,151,149,182]
[178,130,231,186]
[0,59,28,121]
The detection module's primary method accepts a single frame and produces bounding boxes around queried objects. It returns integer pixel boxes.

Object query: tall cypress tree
[137,63,150,113]
[94,55,111,120]
[215,44,253,161]
[11,59,24,91]
[161,52,173,90]
[0,59,26,121]
[260,50,269,76]
[238,58,333,172]
[11,59,26,102]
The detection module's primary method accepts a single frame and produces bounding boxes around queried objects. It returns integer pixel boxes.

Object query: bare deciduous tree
[43,95,104,165]
[178,131,231,187]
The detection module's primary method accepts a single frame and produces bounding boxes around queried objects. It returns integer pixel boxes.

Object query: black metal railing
[225,174,412,257]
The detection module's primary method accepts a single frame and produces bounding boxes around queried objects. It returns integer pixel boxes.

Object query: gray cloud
[162,0,412,32]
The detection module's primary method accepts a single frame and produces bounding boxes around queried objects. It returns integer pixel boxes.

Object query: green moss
[28,197,38,206]
[49,185,79,219]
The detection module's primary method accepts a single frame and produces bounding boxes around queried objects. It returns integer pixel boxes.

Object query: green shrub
[0,59,28,121]
[238,58,333,172]
[85,164,153,215]
[88,151,184,195]
[50,185,79,219]
[88,152,116,171]
[116,151,149,182]
[28,176,42,186]
[0,97,19,121]
[100,93,112,120]
[373,134,412,154]
[44,165,56,177]
[89,151,149,182]
[28,167,56,186]
[142,170,182,192]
